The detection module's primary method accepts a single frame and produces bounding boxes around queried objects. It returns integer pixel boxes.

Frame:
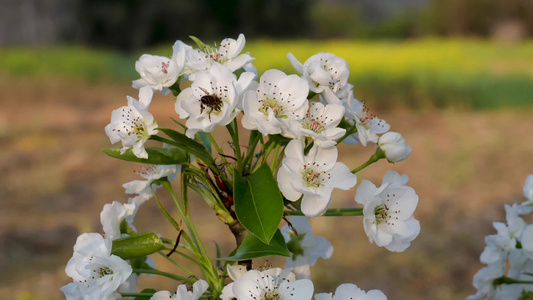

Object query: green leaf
[154,128,215,168]
[111,232,165,260]
[189,36,207,49]
[234,163,284,244]
[102,147,187,165]
[219,230,289,261]
[197,132,212,153]
[134,289,157,300]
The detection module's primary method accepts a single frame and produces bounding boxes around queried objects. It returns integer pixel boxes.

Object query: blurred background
[1,0,532,299]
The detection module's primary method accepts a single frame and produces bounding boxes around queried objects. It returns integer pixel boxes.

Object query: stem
[285,208,363,217]
[336,124,357,145]
[132,268,195,283]
[121,293,155,298]
[351,148,384,174]
[227,120,243,172]
[208,133,228,166]
[493,276,533,285]
[157,251,197,277]
[243,130,262,170]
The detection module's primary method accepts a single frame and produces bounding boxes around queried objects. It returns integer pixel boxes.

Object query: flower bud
[378,132,412,163]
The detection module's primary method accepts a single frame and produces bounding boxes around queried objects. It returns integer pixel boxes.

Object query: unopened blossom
[123,164,179,199]
[524,175,533,202]
[342,94,389,146]
[132,40,190,94]
[378,132,412,163]
[100,201,136,240]
[290,102,346,148]
[241,69,309,136]
[355,171,420,252]
[277,139,357,217]
[175,63,255,138]
[64,233,132,299]
[222,268,314,300]
[105,86,158,159]
[287,52,349,105]
[281,216,333,279]
[150,279,209,300]
[315,283,387,300]
[186,33,254,77]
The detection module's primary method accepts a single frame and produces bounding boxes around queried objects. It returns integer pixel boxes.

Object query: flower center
[302,118,325,133]
[259,98,285,118]
[374,204,389,224]
[93,265,114,278]
[302,168,321,187]
[261,291,282,300]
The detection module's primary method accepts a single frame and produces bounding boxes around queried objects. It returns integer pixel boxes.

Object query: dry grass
[1,74,532,299]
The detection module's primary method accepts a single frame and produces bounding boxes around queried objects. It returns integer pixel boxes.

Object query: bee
[198,87,223,121]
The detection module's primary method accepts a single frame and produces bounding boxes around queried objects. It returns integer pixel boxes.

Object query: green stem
[493,276,533,285]
[351,148,385,174]
[208,133,228,166]
[121,293,155,298]
[157,251,197,277]
[227,120,243,172]
[285,208,363,217]
[243,130,262,170]
[132,268,195,283]
[337,124,357,145]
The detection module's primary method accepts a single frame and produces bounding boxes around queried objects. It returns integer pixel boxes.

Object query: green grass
[1,39,532,109]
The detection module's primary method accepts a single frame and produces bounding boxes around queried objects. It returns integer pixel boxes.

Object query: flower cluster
[63,34,420,299]
[468,175,533,300]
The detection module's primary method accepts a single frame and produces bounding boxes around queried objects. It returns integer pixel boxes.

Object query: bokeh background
[1,0,533,299]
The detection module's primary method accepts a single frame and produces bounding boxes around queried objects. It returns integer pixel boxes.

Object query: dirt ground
[1,74,532,299]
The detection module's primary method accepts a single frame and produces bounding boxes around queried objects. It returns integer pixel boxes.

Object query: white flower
[355,171,420,252]
[281,216,333,279]
[100,201,137,240]
[186,33,254,77]
[315,283,387,300]
[132,40,189,94]
[277,139,357,217]
[287,52,349,105]
[342,95,389,146]
[223,268,314,300]
[65,233,132,299]
[289,102,346,148]
[61,282,121,300]
[123,164,179,200]
[467,262,506,300]
[105,86,158,159]
[378,132,412,163]
[176,63,255,138]
[524,175,533,202]
[241,69,309,137]
[150,279,209,300]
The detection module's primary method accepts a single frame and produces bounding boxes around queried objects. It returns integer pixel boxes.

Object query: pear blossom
[132,40,190,94]
[64,233,132,299]
[123,164,179,200]
[289,102,346,148]
[175,63,255,138]
[287,52,349,105]
[355,171,420,252]
[281,216,333,279]
[277,139,357,217]
[105,86,158,159]
[100,201,137,240]
[221,268,314,300]
[342,94,389,146]
[241,69,309,136]
[315,283,387,300]
[150,279,208,300]
[186,33,254,77]
[61,282,121,300]
[378,132,412,163]
[467,262,506,300]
